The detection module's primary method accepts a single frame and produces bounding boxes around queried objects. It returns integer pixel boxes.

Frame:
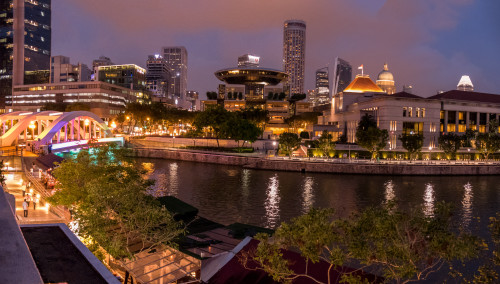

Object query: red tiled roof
[428,90,500,104]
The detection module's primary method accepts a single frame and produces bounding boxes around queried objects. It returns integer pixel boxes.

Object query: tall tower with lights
[283,20,306,95]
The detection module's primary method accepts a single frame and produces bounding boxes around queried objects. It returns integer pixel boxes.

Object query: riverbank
[132,147,500,175]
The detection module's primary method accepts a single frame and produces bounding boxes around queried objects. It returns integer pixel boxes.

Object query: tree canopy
[355,114,389,158]
[438,133,462,158]
[48,144,184,259]
[278,132,302,157]
[248,203,484,284]
[398,133,424,160]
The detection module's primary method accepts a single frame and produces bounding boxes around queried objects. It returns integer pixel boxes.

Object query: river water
[139,158,499,237]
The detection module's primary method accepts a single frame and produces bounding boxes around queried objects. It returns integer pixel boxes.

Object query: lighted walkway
[4,172,65,225]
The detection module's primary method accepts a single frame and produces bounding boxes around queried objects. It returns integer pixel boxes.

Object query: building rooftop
[343,75,385,93]
[428,90,500,104]
[21,225,117,284]
[386,91,423,99]
[214,67,288,86]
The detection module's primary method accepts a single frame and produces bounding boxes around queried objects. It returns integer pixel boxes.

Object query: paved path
[4,172,65,225]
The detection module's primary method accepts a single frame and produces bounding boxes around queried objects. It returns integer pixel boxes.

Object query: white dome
[377,63,394,82]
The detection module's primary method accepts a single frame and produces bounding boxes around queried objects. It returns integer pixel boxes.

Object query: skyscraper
[146,54,171,99]
[283,20,306,95]
[50,56,91,83]
[315,67,329,105]
[0,0,51,109]
[162,46,188,101]
[331,57,352,95]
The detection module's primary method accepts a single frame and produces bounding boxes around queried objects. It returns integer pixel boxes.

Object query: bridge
[0,111,122,153]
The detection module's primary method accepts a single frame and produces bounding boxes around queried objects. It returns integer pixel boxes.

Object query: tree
[192,106,231,147]
[221,117,263,148]
[268,92,274,100]
[237,107,269,130]
[41,102,68,112]
[355,114,389,159]
[48,145,184,259]
[438,133,461,159]
[473,213,500,283]
[278,132,302,157]
[317,130,335,157]
[398,133,424,160]
[285,112,321,132]
[238,92,243,100]
[299,131,309,139]
[248,203,483,284]
[206,91,218,100]
[475,119,500,159]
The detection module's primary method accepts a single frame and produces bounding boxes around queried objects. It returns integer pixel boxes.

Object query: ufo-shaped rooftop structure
[215,67,288,86]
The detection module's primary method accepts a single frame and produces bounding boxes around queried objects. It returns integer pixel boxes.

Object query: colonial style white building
[317,74,500,151]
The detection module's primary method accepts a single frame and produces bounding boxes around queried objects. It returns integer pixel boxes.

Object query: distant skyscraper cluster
[457,75,474,92]
[283,20,306,95]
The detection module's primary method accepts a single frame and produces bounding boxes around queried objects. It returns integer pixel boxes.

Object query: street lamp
[84,119,90,139]
[29,121,36,140]
[428,146,433,163]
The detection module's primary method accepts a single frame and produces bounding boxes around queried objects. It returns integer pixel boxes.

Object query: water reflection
[264,174,280,229]
[462,182,473,227]
[302,177,315,214]
[384,180,395,204]
[423,183,435,217]
[168,163,179,195]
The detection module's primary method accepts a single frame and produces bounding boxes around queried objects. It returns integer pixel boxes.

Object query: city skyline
[51,0,500,97]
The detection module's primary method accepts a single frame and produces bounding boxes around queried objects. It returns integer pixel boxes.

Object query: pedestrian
[22,185,26,197]
[22,199,28,217]
[33,196,39,210]
[26,193,31,207]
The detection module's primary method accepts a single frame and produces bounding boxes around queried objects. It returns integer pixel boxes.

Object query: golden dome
[343,75,384,93]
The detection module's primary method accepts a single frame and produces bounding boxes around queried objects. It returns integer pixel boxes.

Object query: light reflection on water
[302,177,315,214]
[264,174,280,229]
[423,183,435,218]
[168,163,179,195]
[462,182,473,228]
[384,180,395,204]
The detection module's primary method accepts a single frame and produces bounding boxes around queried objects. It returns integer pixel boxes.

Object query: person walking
[22,185,26,197]
[22,199,28,217]
[26,193,31,207]
[33,196,39,210]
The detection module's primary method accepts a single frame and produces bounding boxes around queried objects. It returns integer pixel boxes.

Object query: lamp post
[29,121,36,140]
[84,119,90,140]
[428,146,433,164]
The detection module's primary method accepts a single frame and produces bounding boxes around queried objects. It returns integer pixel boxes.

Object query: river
[139,157,499,239]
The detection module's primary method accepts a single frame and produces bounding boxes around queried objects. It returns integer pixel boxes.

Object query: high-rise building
[0,0,51,109]
[186,90,199,111]
[283,20,306,95]
[146,54,171,99]
[97,64,148,102]
[331,57,352,94]
[457,75,474,91]
[376,63,396,94]
[91,56,114,80]
[50,56,91,83]
[162,46,187,101]
[315,67,329,105]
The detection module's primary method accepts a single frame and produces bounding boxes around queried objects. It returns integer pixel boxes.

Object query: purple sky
[53,0,500,98]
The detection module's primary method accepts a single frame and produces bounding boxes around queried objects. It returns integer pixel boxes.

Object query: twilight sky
[52,0,500,98]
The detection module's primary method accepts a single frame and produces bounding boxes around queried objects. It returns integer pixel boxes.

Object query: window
[422,108,426,118]
[458,124,466,133]
[440,111,444,120]
[416,108,420,118]
[408,107,413,117]
[390,121,397,132]
[458,112,464,120]
[403,107,407,117]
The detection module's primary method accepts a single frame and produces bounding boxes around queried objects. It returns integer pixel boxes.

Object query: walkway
[4,171,65,225]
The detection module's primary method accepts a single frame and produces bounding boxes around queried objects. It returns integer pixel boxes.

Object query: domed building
[376,63,396,94]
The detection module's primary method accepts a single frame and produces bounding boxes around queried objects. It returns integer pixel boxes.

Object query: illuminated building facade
[319,72,500,150]
[376,63,396,94]
[91,56,113,80]
[186,90,199,110]
[238,54,260,67]
[146,54,171,99]
[11,81,137,118]
[0,0,51,109]
[283,20,306,94]
[315,67,329,105]
[162,46,187,101]
[332,57,352,94]
[97,64,146,91]
[50,56,91,83]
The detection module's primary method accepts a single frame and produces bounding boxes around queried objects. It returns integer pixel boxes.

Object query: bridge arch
[0,111,62,147]
[33,111,112,147]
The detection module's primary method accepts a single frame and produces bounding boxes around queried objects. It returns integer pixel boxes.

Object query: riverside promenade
[131,142,500,176]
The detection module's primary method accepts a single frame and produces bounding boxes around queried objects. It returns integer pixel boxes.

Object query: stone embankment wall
[133,148,500,175]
